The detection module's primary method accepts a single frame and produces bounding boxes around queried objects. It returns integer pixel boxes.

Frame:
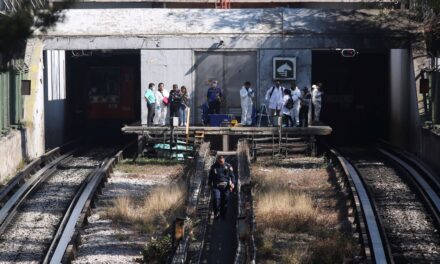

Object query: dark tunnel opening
[312,49,390,145]
[53,50,141,146]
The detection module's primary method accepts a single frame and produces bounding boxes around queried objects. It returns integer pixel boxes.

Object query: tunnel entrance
[44,50,140,149]
[312,50,389,145]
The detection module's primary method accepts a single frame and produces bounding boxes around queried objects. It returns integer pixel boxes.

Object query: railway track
[171,141,256,264]
[330,145,440,264]
[0,144,133,263]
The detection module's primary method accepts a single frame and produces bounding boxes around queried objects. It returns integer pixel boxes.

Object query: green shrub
[142,235,172,264]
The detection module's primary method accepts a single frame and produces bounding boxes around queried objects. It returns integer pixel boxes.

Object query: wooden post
[185,108,191,150]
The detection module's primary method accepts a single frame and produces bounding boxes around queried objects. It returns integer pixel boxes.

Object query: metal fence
[0,68,25,135]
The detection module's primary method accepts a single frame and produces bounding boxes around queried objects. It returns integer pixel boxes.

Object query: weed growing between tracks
[252,157,357,264]
[106,181,186,232]
[72,158,185,263]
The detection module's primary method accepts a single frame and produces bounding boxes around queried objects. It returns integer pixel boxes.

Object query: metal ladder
[257,104,270,127]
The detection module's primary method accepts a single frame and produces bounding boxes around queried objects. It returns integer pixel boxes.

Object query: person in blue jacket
[206,80,223,115]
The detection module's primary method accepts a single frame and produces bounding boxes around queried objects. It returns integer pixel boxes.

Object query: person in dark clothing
[207,80,223,115]
[299,86,311,127]
[169,84,182,119]
[209,155,235,220]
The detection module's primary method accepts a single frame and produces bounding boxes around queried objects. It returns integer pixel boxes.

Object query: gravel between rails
[346,148,440,263]
[0,148,114,264]
[72,168,179,264]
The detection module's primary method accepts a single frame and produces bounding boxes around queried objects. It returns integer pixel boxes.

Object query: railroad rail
[336,145,440,263]
[0,142,135,263]
[327,148,392,264]
[376,145,440,229]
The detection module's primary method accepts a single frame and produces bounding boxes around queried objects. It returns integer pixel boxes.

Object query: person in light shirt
[153,83,169,126]
[239,81,254,126]
[265,80,285,126]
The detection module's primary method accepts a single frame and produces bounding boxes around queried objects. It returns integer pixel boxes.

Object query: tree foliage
[0,0,69,67]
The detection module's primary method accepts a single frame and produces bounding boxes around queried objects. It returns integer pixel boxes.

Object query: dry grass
[252,160,357,263]
[256,191,317,232]
[106,180,186,232]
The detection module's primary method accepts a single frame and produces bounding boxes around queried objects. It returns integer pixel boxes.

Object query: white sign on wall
[273,57,296,80]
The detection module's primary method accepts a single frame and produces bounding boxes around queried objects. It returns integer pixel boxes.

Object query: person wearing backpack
[265,80,285,126]
[282,88,294,127]
[153,83,169,126]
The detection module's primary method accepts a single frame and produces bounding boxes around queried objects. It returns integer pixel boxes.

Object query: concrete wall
[389,49,411,149]
[140,48,311,124]
[0,130,25,183]
[23,39,46,159]
[258,49,311,105]
[418,128,440,173]
[141,50,193,125]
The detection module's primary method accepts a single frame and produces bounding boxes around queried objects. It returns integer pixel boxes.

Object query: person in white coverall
[265,80,285,126]
[240,81,254,126]
[312,83,323,123]
[153,83,169,126]
[290,82,301,126]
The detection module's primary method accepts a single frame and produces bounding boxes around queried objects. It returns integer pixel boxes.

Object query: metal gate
[194,51,257,123]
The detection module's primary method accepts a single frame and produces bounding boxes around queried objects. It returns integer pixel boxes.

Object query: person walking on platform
[291,82,301,127]
[299,86,311,127]
[240,81,254,126]
[265,80,285,126]
[207,80,223,115]
[282,88,294,127]
[312,83,323,124]
[209,155,235,220]
[169,84,182,120]
[179,86,189,126]
[153,83,169,126]
[144,83,156,126]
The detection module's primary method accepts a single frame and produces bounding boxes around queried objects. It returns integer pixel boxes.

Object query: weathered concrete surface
[141,50,193,125]
[44,8,414,38]
[43,9,416,51]
[0,130,23,183]
[23,38,46,159]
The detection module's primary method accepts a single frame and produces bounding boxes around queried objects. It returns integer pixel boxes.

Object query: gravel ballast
[347,148,440,263]
[72,162,182,264]
[0,148,113,263]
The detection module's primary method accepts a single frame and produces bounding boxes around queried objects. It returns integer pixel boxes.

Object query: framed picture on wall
[273,57,296,80]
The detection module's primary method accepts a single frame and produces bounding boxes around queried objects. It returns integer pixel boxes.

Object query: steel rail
[0,147,60,204]
[46,140,137,263]
[377,148,440,228]
[0,139,81,206]
[48,166,108,264]
[0,148,79,235]
[42,160,106,264]
[328,149,391,264]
